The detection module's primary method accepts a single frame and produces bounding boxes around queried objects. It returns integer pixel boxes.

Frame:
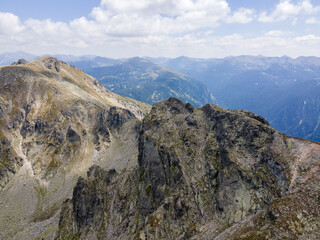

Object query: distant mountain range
[85,57,216,107]
[1,52,320,141]
[148,55,320,142]
[0,51,38,65]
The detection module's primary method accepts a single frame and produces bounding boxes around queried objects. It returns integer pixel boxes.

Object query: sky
[0,0,320,58]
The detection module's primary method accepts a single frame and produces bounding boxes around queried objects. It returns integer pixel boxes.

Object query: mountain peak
[152,97,195,114]
[11,58,29,65]
[124,57,156,69]
[0,53,150,239]
[33,56,63,72]
[57,97,320,240]
[0,55,150,120]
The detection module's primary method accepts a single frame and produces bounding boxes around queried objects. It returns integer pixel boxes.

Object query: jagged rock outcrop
[0,57,150,240]
[11,58,29,65]
[57,165,140,240]
[57,97,320,239]
[0,136,23,189]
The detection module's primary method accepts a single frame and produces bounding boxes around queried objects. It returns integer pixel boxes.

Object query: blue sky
[0,0,320,58]
[1,0,101,22]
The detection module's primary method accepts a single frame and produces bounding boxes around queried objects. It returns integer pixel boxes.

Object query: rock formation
[11,59,29,65]
[57,98,320,240]
[0,57,319,239]
[0,57,149,239]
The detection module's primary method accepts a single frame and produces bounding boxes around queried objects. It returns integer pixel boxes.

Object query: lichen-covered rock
[57,97,320,239]
[107,106,136,131]
[57,165,140,240]
[0,136,23,190]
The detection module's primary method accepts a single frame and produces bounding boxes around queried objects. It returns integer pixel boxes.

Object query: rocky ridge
[0,56,319,239]
[0,57,149,239]
[57,98,320,240]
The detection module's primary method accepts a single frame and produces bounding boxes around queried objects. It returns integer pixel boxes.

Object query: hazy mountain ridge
[0,51,38,66]
[1,52,320,141]
[148,55,320,142]
[85,57,216,107]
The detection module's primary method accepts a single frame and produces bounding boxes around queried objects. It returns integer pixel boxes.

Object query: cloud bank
[0,0,320,57]
[258,0,320,23]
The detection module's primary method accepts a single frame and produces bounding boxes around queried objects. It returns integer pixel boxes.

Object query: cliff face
[57,98,320,240]
[0,57,149,239]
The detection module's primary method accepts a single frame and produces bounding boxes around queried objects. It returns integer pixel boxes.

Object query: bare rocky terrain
[0,57,149,239]
[57,98,320,240]
[0,57,319,239]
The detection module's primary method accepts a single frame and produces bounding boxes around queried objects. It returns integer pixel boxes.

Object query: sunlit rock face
[0,57,150,240]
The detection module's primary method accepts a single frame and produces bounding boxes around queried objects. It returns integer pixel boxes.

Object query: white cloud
[1,0,320,58]
[25,19,70,37]
[305,17,320,24]
[0,0,259,52]
[225,8,256,24]
[98,0,229,17]
[202,33,320,57]
[88,0,232,36]
[0,0,240,55]
[295,34,320,42]
[0,12,25,35]
[258,0,320,23]
[265,30,290,37]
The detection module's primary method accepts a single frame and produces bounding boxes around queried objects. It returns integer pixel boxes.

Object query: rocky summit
[0,57,319,240]
[58,98,320,239]
[0,57,149,239]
